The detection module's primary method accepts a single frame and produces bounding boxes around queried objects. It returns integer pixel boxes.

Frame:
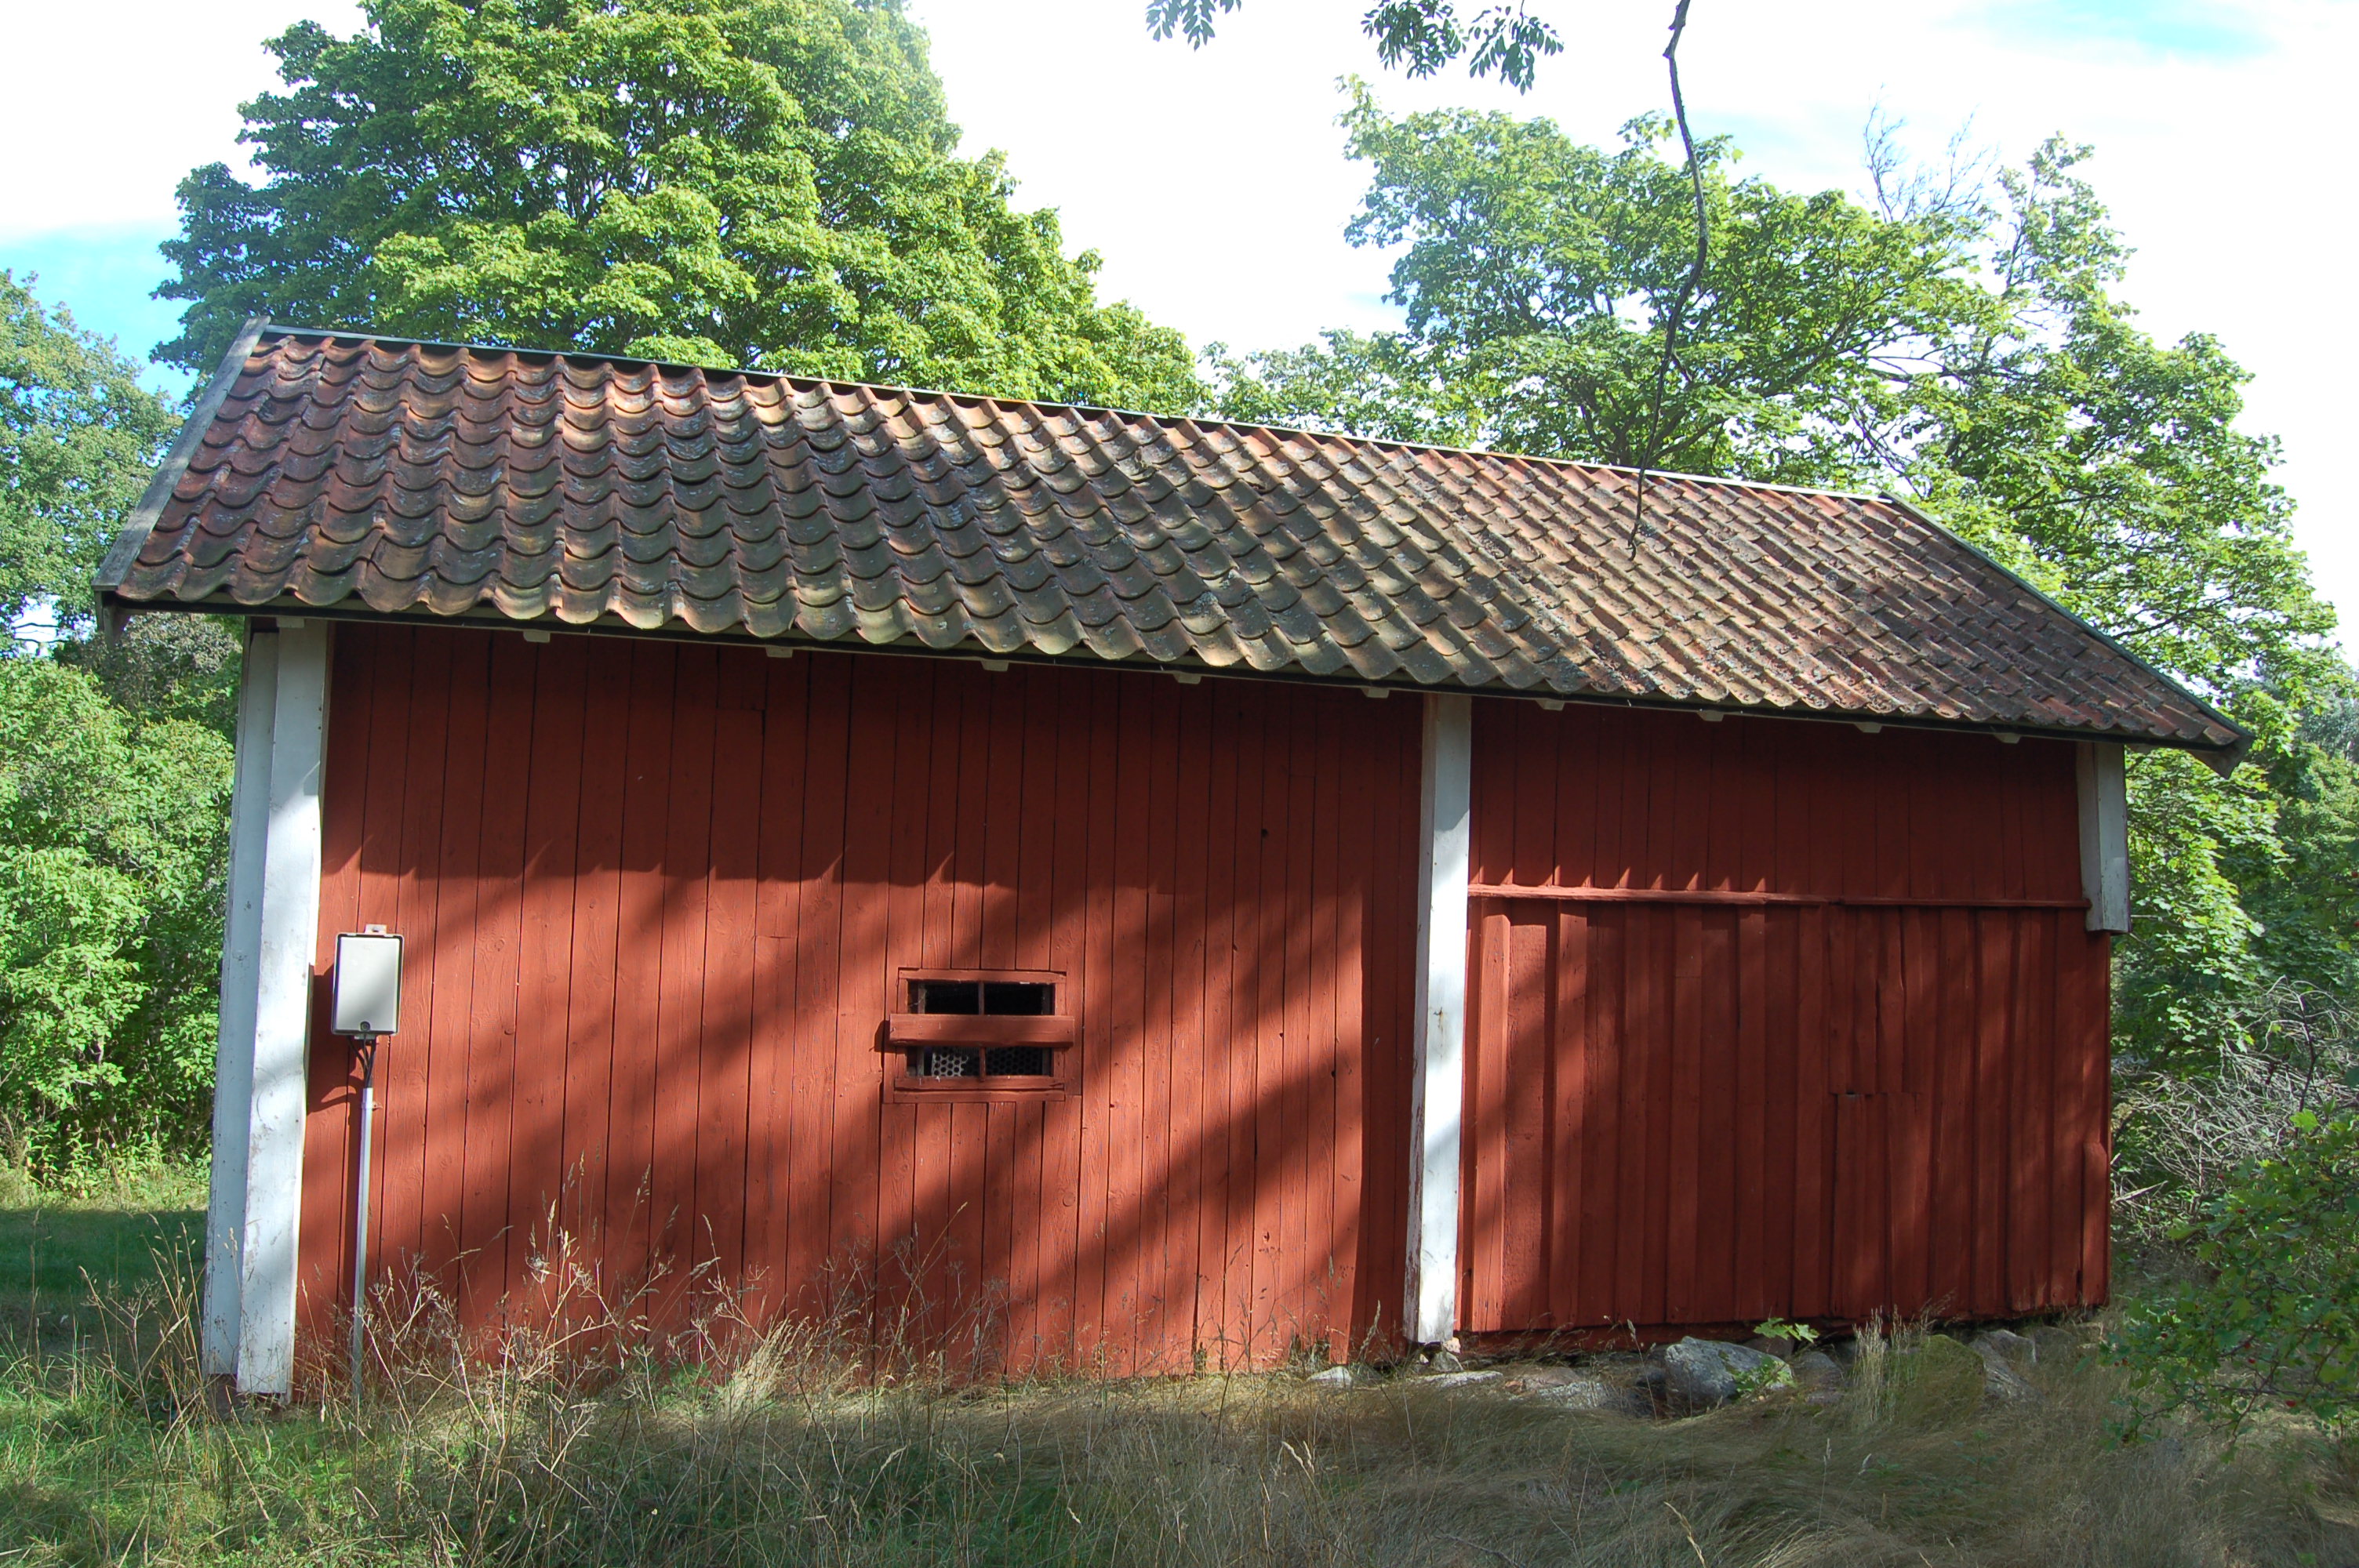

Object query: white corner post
[2076,741,2130,935]
[1405,694,1472,1347]
[202,621,329,1395]
[202,628,275,1377]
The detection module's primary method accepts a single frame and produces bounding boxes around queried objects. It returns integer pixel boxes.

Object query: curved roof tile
[96,328,2243,752]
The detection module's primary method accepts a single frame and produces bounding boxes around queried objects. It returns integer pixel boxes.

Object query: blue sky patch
[1975,0,2274,60]
[2,223,194,396]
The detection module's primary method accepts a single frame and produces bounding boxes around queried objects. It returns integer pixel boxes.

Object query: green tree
[1214,90,1990,486]
[159,0,1198,411]
[0,658,234,1175]
[1,274,179,636]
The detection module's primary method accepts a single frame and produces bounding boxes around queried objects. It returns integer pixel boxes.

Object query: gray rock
[1662,1338,1787,1408]
[1972,1329,2036,1368]
[1422,1370,1503,1390]
[1825,1336,1863,1369]
[1968,1338,2041,1403]
[1745,1334,1795,1359]
[1523,1373,1622,1410]
[1307,1364,1363,1388]
[1789,1348,1845,1392]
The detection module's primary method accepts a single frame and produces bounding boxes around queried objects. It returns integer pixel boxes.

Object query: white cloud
[5,0,2347,626]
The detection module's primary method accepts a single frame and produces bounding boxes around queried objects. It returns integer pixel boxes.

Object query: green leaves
[0,657,233,1174]
[0,274,179,633]
[158,0,1198,412]
[2110,1115,2359,1432]
[1219,91,1990,487]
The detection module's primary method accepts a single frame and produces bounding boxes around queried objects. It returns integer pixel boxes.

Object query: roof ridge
[257,323,1890,506]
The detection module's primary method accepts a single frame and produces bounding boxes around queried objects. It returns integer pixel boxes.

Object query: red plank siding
[1460,704,2110,1337]
[298,626,1421,1373]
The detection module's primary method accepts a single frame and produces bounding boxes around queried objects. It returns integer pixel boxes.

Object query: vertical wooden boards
[282,645,1412,1372]
[1456,706,2114,1338]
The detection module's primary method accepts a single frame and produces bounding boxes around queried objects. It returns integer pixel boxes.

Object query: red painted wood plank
[1241,694,1290,1360]
[1100,680,1154,1372]
[994,674,1052,1370]
[513,637,587,1317]
[1171,686,1216,1360]
[831,658,896,1329]
[1073,674,1121,1367]
[1637,908,1673,1326]
[458,637,533,1319]
[2009,913,2055,1311]
[1140,678,1183,1370]
[1664,907,1705,1320]
[1037,671,1093,1369]
[1547,909,1587,1326]
[1932,908,1977,1316]
[743,653,809,1327]
[785,656,849,1319]
[1304,696,1346,1359]
[886,662,944,1345]
[1203,688,1249,1365]
[1615,908,1657,1321]
[559,638,631,1305]
[1790,906,1830,1319]
[1971,911,2012,1317]
[1329,699,1369,1359]
[1761,909,1799,1313]
[1578,910,1623,1326]
[1500,915,1548,1328]
[421,633,493,1290]
[1732,908,1768,1323]
[647,648,717,1323]
[695,702,762,1323]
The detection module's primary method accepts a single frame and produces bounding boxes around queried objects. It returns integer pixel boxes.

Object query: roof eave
[93,314,272,611]
[1879,492,2250,766]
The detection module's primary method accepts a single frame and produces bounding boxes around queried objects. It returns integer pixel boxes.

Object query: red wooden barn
[97,323,2243,1396]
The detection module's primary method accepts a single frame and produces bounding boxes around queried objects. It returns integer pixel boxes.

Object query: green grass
[1,1175,2354,1566]
[0,1163,203,1342]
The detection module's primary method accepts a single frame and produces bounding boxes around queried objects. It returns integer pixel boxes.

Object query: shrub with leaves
[0,657,233,1176]
[2110,1112,2359,1433]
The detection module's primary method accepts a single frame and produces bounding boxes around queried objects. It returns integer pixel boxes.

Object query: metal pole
[348,1035,377,1401]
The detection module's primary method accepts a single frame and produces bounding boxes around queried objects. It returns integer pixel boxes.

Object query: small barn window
[885,970,1073,1100]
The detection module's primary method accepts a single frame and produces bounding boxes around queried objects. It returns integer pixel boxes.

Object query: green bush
[2110,1112,2359,1432]
[0,657,233,1177]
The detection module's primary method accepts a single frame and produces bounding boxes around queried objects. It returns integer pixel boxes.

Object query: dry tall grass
[4,1242,2354,1566]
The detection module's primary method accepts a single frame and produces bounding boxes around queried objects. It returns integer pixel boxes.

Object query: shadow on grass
[0,1166,203,1342]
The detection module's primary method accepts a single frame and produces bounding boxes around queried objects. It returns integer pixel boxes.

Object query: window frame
[882,967,1074,1102]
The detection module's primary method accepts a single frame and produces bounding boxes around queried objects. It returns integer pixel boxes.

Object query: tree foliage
[0,657,234,1174]
[1,274,179,634]
[2111,1112,2359,1433]
[1147,0,1564,89]
[160,0,1198,411]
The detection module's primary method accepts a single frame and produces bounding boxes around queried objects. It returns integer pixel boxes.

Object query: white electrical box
[333,929,403,1036]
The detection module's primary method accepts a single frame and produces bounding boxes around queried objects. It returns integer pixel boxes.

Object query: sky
[3,0,2350,625]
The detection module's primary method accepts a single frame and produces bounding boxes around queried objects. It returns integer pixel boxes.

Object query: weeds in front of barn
[4,1235,2356,1566]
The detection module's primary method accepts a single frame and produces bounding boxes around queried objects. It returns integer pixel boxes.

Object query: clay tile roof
[97,325,2243,753]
